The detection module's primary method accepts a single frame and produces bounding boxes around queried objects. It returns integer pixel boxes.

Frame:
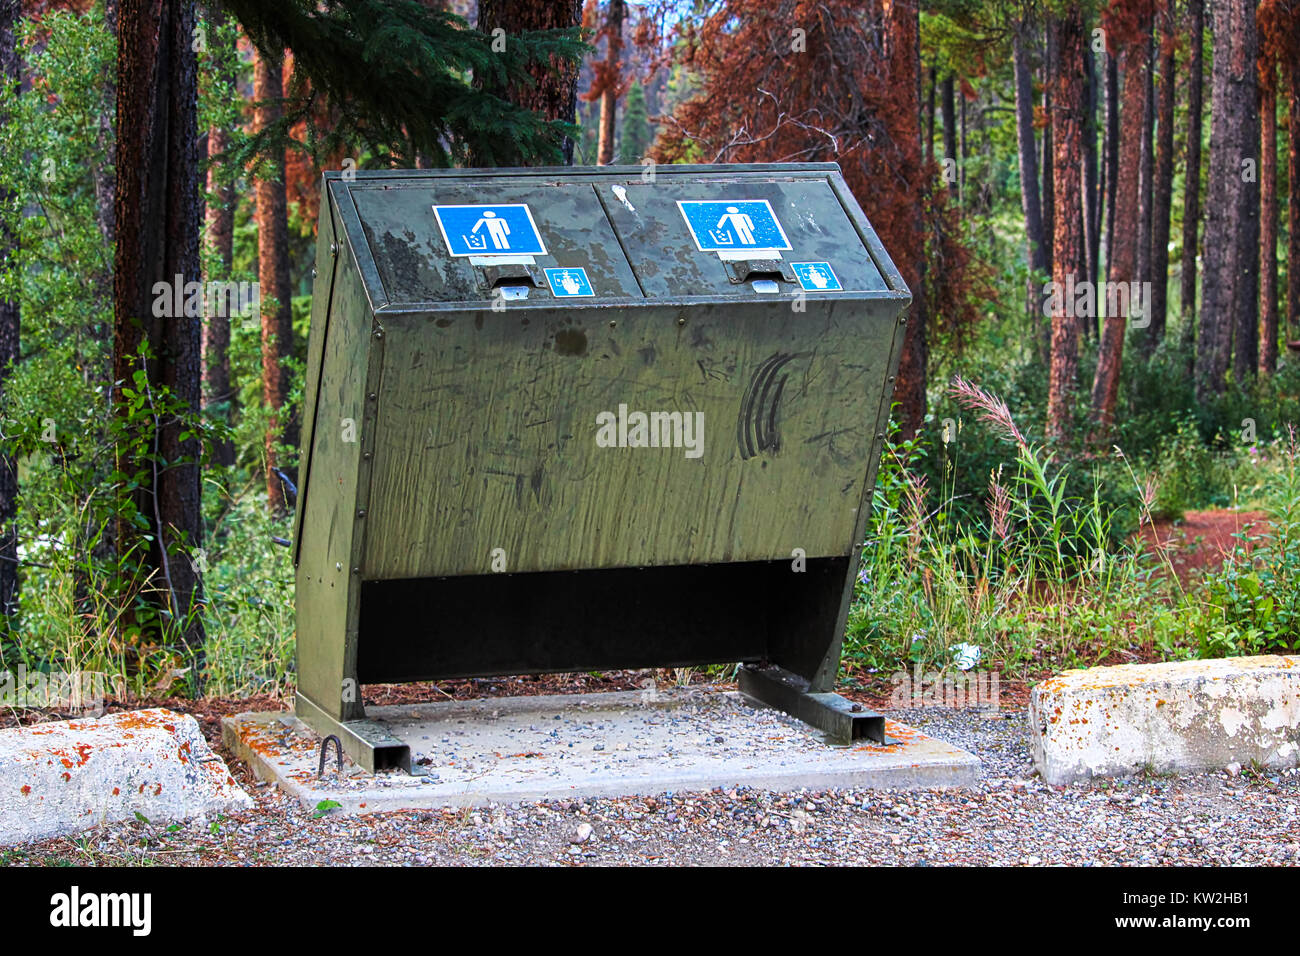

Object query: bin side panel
[294,245,376,722]
[293,181,341,564]
[360,296,903,579]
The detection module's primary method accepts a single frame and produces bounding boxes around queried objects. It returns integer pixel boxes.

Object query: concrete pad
[223,687,979,812]
[1029,655,1300,785]
[0,708,252,846]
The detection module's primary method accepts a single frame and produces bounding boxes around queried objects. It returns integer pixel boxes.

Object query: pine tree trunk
[1146,2,1176,356]
[1082,36,1101,296]
[925,66,935,166]
[886,0,927,440]
[1046,7,1085,446]
[253,49,295,513]
[941,73,956,193]
[1104,50,1119,285]
[113,0,205,658]
[595,0,623,165]
[1041,22,1055,281]
[203,5,235,467]
[1287,35,1300,346]
[1232,12,1261,388]
[1180,0,1204,333]
[0,0,19,621]
[1013,22,1047,327]
[1260,63,1278,375]
[1198,0,1259,399]
[1137,31,1155,301]
[475,0,583,166]
[1090,32,1147,442]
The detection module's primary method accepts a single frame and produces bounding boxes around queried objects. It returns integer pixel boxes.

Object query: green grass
[845,379,1298,680]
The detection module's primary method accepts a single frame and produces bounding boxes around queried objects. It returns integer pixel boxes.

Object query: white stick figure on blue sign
[470,210,512,250]
[712,206,756,246]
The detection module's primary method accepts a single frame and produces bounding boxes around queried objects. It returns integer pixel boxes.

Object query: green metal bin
[294,163,912,771]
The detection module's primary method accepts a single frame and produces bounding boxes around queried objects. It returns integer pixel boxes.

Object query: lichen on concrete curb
[0,707,252,846]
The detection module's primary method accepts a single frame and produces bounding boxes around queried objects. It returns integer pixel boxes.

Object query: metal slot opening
[489,275,537,289]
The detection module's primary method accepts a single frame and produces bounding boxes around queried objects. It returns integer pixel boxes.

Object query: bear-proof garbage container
[293,163,912,771]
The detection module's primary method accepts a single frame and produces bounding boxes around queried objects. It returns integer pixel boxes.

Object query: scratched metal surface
[359,296,899,579]
[598,178,887,297]
[350,181,643,302]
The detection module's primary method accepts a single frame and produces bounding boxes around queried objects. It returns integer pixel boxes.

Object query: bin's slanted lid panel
[599,178,887,298]
[346,182,643,303]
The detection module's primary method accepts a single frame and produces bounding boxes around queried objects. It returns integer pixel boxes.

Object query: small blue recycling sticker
[677,200,791,252]
[544,267,594,297]
[433,203,548,257]
[791,261,843,292]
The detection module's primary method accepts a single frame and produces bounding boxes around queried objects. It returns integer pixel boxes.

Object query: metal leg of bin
[738,664,895,746]
[295,693,414,775]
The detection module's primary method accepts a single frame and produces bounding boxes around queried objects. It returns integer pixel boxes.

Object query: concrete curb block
[1029,655,1300,784]
[0,708,253,846]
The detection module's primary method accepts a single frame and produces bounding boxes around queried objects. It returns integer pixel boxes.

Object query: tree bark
[0,0,19,621]
[475,0,583,166]
[925,66,935,167]
[1146,1,1176,356]
[1013,22,1048,325]
[253,48,295,513]
[1046,7,1085,446]
[1198,0,1259,399]
[885,0,927,440]
[941,72,956,194]
[1232,14,1261,388]
[113,0,205,657]
[1180,0,1204,333]
[203,5,235,466]
[1041,20,1055,281]
[1287,25,1300,347]
[1082,35,1101,296]
[594,0,623,165]
[1104,49,1119,284]
[1136,30,1155,302]
[1090,31,1147,442]
[1259,58,1278,375]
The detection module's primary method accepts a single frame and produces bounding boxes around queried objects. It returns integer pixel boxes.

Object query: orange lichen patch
[234,721,316,761]
[61,772,70,782]
[19,785,30,796]
[154,783,162,796]
[110,710,176,732]
[1034,655,1300,694]
[112,787,120,796]
[866,720,931,753]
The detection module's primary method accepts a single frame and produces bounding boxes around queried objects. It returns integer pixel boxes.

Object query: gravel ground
[4,704,1298,867]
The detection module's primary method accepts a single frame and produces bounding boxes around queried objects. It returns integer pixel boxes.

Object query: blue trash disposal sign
[433,203,548,257]
[676,200,791,252]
